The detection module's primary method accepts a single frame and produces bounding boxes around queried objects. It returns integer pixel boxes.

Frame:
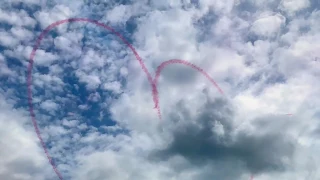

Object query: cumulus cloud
[0,9,36,27]
[0,95,53,180]
[250,12,285,38]
[279,0,311,16]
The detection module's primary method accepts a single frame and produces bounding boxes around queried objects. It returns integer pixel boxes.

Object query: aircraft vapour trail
[27,18,253,180]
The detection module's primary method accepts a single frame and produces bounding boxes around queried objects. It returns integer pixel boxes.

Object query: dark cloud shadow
[149,94,297,177]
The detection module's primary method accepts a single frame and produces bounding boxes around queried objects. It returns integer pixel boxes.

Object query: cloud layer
[1,0,320,180]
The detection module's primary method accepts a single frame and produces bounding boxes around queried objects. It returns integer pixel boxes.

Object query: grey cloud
[151,95,296,176]
[160,64,200,85]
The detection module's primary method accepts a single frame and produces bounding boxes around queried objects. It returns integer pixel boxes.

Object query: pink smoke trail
[153,59,224,119]
[28,18,279,180]
[27,18,154,180]
[28,19,225,179]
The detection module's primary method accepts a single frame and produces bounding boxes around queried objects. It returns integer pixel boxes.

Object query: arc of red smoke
[27,18,254,180]
[153,59,224,119]
[28,18,153,180]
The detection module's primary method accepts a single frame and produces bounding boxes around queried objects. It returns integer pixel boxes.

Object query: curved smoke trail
[28,18,257,180]
[27,18,154,180]
[153,59,224,119]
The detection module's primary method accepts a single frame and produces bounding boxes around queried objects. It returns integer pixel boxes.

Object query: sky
[1,0,320,180]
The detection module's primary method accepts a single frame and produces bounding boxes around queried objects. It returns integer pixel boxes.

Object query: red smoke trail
[27,18,251,180]
[153,59,224,118]
[27,18,154,180]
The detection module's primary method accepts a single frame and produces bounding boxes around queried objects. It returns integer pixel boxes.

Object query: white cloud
[0,95,52,180]
[250,12,286,38]
[198,0,235,15]
[79,49,107,70]
[62,119,79,128]
[33,73,64,89]
[76,71,102,90]
[106,5,132,24]
[40,100,59,112]
[10,27,34,41]
[54,35,73,50]
[88,92,101,102]
[11,0,40,5]
[0,9,36,27]
[102,81,122,94]
[33,49,60,67]
[279,0,310,16]
[0,54,15,77]
[0,31,19,48]
[34,4,74,31]
[4,45,60,67]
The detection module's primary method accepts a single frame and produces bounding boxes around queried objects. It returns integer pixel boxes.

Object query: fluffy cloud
[279,0,311,16]
[0,95,53,180]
